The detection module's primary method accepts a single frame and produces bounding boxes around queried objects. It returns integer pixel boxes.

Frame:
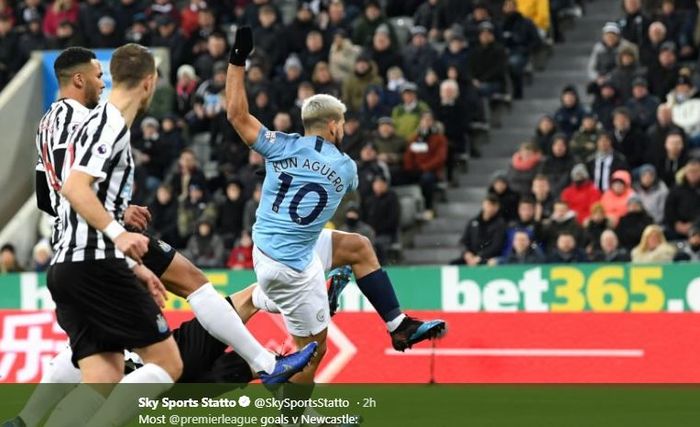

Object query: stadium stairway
[403,0,618,265]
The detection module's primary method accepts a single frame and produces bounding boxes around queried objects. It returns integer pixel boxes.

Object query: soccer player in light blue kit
[225,26,446,384]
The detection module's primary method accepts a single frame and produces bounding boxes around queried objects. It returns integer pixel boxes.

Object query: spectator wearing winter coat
[539,200,584,250]
[547,232,588,264]
[216,180,245,249]
[495,230,546,265]
[178,183,217,242]
[252,5,285,68]
[539,135,576,195]
[243,184,262,234]
[531,174,555,222]
[639,21,668,68]
[632,224,677,263]
[654,129,688,188]
[455,195,508,266]
[43,0,79,37]
[591,230,631,262]
[501,0,541,99]
[507,142,543,197]
[364,175,400,262]
[588,22,638,84]
[646,104,683,166]
[468,21,508,98]
[149,184,180,247]
[609,45,646,101]
[413,0,448,40]
[664,158,700,239]
[226,231,253,270]
[591,80,622,132]
[359,85,391,131]
[352,0,399,48]
[404,112,448,212]
[611,107,649,169]
[616,196,655,250]
[371,117,406,180]
[600,169,636,226]
[367,25,403,81]
[625,77,660,131]
[586,132,629,192]
[533,115,557,155]
[501,196,540,257]
[273,55,304,111]
[619,0,652,47]
[342,54,382,113]
[583,202,612,252]
[668,74,700,148]
[329,29,361,83]
[403,26,438,82]
[185,220,225,269]
[571,113,602,162]
[489,171,520,223]
[647,41,680,99]
[391,82,432,142]
[554,85,587,137]
[561,164,603,224]
[634,164,669,223]
[673,224,700,262]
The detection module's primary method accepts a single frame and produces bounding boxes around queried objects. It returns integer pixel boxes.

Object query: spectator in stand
[501,0,541,99]
[340,113,366,161]
[240,0,278,29]
[338,204,376,243]
[454,194,507,266]
[494,230,545,265]
[19,11,47,64]
[403,26,438,83]
[639,21,668,67]
[413,0,448,41]
[404,111,448,217]
[539,200,584,250]
[357,142,390,213]
[149,184,179,247]
[132,117,172,192]
[312,61,341,98]
[329,29,361,83]
[243,183,262,234]
[78,0,114,47]
[587,132,629,192]
[501,195,540,257]
[283,3,320,57]
[634,164,669,223]
[273,55,303,112]
[179,0,207,38]
[300,31,328,79]
[620,0,652,47]
[631,224,677,262]
[548,232,588,263]
[226,230,254,270]
[189,6,217,60]
[646,104,682,165]
[468,21,508,98]
[625,77,660,131]
[367,25,402,84]
[591,229,631,262]
[31,240,52,272]
[654,129,688,187]
[253,5,284,69]
[561,164,602,224]
[435,32,468,79]
[391,82,431,142]
[489,171,520,222]
[112,0,147,36]
[588,22,637,87]
[667,74,700,148]
[43,0,78,37]
[515,0,550,36]
[418,68,441,112]
[175,64,199,116]
[533,115,557,155]
[124,15,151,47]
[647,41,680,99]
[463,1,494,45]
[360,85,390,130]
[532,174,555,221]
[554,85,587,137]
[591,80,622,132]
[436,79,470,181]
[170,148,207,203]
[178,183,216,243]
[616,195,654,250]
[674,223,700,262]
[194,31,228,82]
[583,202,611,253]
[609,46,646,102]
[611,107,649,168]
[148,0,180,24]
[185,220,225,269]
[507,142,543,197]
[383,66,407,108]
[216,180,245,249]
[665,157,700,239]
[321,0,353,39]
[353,0,398,48]
[600,169,636,226]
[539,135,576,195]
[151,14,186,77]
[0,13,19,90]
[17,0,45,28]
[571,113,602,162]
[342,53,382,113]
[372,117,406,181]
[364,175,400,262]
[0,243,23,274]
[658,0,684,47]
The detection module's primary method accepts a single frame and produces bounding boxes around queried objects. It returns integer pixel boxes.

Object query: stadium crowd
[1,0,699,271]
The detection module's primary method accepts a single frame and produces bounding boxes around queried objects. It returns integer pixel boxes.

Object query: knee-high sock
[188,283,276,373]
[252,285,280,313]
[43,384,105,427]
[84,363,173,427]
[355,269,405,331]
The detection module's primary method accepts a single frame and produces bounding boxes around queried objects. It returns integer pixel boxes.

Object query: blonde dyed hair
[301,94,347,131]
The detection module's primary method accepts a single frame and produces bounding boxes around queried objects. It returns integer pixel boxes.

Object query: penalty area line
[384,348,645,358]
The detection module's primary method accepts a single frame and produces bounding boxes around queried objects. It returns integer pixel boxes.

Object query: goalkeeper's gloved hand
[228,25,253,66]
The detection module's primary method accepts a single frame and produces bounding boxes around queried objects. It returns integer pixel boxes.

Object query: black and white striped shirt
[52,101,134,264]
[35,98,90,248]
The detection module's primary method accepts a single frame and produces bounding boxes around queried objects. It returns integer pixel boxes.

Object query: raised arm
[225,26,262,146]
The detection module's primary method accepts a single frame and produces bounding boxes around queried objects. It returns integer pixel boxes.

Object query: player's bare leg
[330,230,447,351]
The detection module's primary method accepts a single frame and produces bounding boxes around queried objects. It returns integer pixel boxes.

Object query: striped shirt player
[51,101,133,264]
[35,98,90,248]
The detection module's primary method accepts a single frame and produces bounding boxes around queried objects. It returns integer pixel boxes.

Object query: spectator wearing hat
[454,194,507,266]
[554,85,587,137]
[625,77,660,131]
[609,45,646,102]
[561,164,602,224]
[586,132,629,192]
[391,82,431,142]
[404,111,448,215]
[413,0,448,41]
[43,0,79,37]
[488,171,520,222]
[93,15,122,48]
[591,230,631,262]
[226,230,254,270]
[364,175,400,263]
[539,134,576,194]
[571,113,602,161]
[591,80,622,132]
[634,164,669,223]
[152,13,187,76]
[616,195,654,250]
[507,142,543,197]
[194,31,228,81]
[611,107,649,169]
[463,2,495,45]
[619,0,652,47]
[501,0,541,99]
[329,29,361,83]
[539,200,584,251]
[353,0,398,48]
[367,24,403,81]
[631,224,677,263]
[185,219,225,269]
[253,6,284,68]
[653,129,688,188]
[342,53,382,112]
[495,230,546,265]
[339,204,376,244]
[639,21,668,67]
[664,157,700,239]
[273,55,304,111]
[587,22,638,86]
[468,21,508,98]
[600,169,636,226]
[647,41,680,99]
[583,202,611,252]
[78,0,114,47]
[18,11,48,63]
[400,27,435,82]
[673,223,700,262]
[371,116,406,179]
[547,232,588,264]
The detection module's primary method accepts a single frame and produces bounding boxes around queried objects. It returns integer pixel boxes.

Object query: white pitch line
[384,348,644,358]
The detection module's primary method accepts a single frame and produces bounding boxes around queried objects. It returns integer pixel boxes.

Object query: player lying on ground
[2,271,353,427]
[226,26,446,385]
[35,46,315,388]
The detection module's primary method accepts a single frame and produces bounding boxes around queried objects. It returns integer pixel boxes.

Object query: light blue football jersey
[251,126,358,271]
